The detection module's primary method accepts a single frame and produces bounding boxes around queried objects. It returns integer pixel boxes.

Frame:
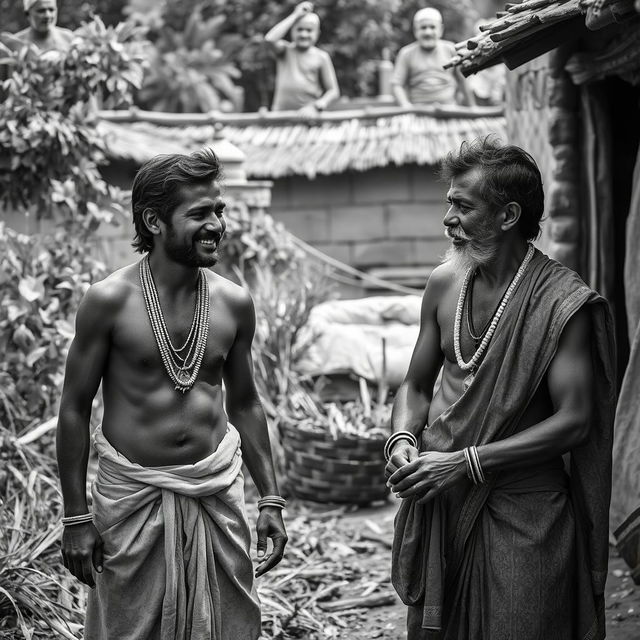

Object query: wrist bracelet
[463,446,485,485]
[61,513,94,526]
[258,495,287,510]
[384,431,418,461]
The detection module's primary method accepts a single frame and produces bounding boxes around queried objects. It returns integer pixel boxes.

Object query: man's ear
[142,208,161,235]
[500,202,521,232]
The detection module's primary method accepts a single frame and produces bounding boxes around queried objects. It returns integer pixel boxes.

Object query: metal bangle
[384,431,418,461]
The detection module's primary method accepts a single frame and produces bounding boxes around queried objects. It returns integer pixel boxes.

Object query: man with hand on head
[386,138,615,639]
[14,0,73,53]
[392,7,474,108]
[57,148,287,639]
[265,1,340,118]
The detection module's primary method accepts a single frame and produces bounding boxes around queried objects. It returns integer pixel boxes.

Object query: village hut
[97,104,506,294]
[448,0,640,583]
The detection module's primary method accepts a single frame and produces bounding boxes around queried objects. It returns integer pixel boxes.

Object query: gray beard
[443,241,499,275]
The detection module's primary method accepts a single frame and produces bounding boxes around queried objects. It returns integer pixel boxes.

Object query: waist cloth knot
[84,424,261,640]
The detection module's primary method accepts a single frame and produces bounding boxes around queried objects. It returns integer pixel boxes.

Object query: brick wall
[269,164,449,290]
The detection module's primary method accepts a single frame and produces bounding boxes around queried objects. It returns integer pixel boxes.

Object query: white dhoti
[84,424,261,640]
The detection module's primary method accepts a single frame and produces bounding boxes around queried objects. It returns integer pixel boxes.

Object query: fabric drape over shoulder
[611,141,640,585]
[84,424,261,640]
[392,250,616,640]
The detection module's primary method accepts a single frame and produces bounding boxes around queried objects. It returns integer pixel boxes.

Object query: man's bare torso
[96,263,239,467]
[14,27,73,52]
[428,263,553,429]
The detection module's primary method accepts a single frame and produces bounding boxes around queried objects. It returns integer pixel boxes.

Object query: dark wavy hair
[131,148,222,253]
[439,137,545,241]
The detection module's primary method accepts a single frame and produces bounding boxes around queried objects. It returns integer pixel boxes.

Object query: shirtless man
[392,8,474,108]
[57,149,287,639]
[385,139,615,639]
[15,0,73,53]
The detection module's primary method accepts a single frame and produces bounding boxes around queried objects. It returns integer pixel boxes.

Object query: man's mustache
[445,228,470,241]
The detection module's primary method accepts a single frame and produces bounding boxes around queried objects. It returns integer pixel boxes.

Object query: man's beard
[443,224,500,274]
[164,225,220,268]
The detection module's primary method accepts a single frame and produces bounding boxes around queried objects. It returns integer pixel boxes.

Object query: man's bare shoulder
[426,261,459,297]
[81,263,139,314]
[208,271,253,309]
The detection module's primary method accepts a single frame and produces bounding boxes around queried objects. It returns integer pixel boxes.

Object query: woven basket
[279,421,389,505]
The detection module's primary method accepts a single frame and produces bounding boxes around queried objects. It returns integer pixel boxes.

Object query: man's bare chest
[111,295,236,373]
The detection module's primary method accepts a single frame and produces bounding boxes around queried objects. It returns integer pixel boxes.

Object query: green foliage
[0,221,111,436]
[131,3,243,113]
[0,431,85,639]
[0,17,144,219]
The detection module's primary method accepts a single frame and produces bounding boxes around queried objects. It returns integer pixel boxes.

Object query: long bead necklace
[139,255,209,393]
[465,271,508,347]
[454,243,535,390]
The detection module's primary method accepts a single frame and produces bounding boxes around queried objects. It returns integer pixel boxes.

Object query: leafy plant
[0,221,113,438]
[0,17,144,221]
[133,4,243,113]
[0,431,85,640]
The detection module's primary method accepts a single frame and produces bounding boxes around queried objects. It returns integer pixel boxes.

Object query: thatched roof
[98,105,506,179]
[447,0,640,76]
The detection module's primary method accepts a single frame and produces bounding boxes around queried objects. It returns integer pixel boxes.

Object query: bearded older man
[385,138,616,640]
[15,0,73,52]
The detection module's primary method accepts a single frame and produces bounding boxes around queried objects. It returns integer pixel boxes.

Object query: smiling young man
[264,1,340,118]
[14,0,73,53]
[392,7,474,108]
[385,138,616,639]
[57,149,287,639]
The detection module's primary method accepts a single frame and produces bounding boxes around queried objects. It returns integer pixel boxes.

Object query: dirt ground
[293,498,640,640]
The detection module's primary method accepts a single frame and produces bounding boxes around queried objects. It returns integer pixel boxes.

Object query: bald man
[392,8,474,108]
[264,1,340,118]
[14,0,73,52]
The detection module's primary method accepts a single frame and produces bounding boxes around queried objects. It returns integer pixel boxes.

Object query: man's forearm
[390,381,431,438]
[56,411,91,515]
[229,405,280,496]
[317,87,339,109]
[265,12,298,42]
[477,409,589,474]
[393,85,412,108]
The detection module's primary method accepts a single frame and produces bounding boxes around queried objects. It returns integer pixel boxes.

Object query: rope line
[287,233,425,296]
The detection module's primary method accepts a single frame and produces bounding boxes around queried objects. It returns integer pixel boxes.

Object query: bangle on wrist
[384,431,418,461]
[257,495,287,510]
[61,513,93,526]
[463,446,485,485]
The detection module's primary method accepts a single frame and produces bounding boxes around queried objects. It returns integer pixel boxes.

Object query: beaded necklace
[454,243,535,390]
[139,255,209,393]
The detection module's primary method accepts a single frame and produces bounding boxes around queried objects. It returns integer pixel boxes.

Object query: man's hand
[295,1,314,15]
[297,103,321,120]
[61,522,103,588]
[387,450,466,504]
[255,508,287,577]
[384,440,419,481]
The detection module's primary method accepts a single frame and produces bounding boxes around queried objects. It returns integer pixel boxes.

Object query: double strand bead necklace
[454,243,535,389]
[139,255,209,393]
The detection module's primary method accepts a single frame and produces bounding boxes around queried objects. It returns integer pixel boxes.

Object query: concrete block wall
[269,164,449,289]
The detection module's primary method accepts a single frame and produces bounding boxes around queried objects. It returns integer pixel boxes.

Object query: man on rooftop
[392,7,475,108]
[14,0,73,53]
[264,1,340,118]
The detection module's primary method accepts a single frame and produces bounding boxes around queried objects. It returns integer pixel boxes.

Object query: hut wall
[505,51,582,272]
[269,164,449,290]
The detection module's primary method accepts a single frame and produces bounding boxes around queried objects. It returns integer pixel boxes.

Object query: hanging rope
[287,233,425,296]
